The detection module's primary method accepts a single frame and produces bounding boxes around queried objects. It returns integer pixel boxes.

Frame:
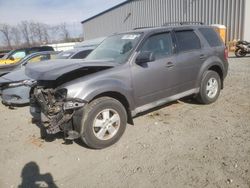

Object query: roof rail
[162,21,204,26]
[133,26,154,30]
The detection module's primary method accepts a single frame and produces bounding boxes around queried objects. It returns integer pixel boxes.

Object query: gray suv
[26,24,228,149]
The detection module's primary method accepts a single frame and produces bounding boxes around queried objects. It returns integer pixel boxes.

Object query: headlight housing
[54,88,85,110]
[63,100,86,110]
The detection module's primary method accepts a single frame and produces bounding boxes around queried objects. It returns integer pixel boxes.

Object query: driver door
[131,32,177,107]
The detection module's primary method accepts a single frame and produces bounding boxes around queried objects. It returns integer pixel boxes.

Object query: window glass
[175,30,201,52]
[50,54,57,60]
[140,32,173,59]
[28,49,39,54]
[199,28,223,47]
[56,51,74,59]
[86,33,141,64]
[12,51,26,59]
[27,54,51,63]
[71,50,93,59]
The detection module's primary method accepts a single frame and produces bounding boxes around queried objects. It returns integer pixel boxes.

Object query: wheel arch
[208,65,224,89]
[196,60,225,89]
[72,90,134,138]
[91,91,134,125]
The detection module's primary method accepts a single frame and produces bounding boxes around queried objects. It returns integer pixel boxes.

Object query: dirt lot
[0,56,249,188]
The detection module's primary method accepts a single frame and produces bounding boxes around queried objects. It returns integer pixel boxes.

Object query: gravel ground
[0,56,249,188]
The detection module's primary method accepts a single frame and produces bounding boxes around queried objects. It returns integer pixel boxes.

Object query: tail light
[224,47,228,60]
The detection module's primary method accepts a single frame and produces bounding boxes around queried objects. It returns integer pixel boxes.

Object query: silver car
[0,47,95,106]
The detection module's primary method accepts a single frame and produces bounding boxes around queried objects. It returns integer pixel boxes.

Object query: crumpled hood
[25,59,116,81]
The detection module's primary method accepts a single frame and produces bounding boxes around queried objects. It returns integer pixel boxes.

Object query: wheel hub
[93,109,121,140]
[206,77,218,98]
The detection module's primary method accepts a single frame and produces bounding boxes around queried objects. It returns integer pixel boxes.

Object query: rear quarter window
[175,30,201,52]
[199,28,223,47]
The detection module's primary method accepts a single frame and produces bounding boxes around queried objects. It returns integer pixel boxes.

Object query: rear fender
[195,56,225,89]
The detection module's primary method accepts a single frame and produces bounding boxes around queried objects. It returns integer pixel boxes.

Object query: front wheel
[80,97,127,149]
[235,48,247,57]
[196,70,221,104]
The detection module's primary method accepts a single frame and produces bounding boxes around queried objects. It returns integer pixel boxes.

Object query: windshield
[86,33,141,63]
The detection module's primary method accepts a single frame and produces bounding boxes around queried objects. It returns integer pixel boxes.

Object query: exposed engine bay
[32,87,85,139]
[26,60,117,140]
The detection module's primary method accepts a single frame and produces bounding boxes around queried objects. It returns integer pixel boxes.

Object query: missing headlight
[55,88,67,101]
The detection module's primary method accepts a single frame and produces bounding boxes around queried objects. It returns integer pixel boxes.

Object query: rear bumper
[224,60,229,79]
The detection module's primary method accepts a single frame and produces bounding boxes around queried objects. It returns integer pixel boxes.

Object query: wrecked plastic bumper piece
[63,100,85,110]
[33,88,86,139]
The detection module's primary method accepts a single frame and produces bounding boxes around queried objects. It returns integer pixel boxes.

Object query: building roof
[81,0,130,24]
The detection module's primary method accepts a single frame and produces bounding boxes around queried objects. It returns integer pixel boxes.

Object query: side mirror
[9,56,14,61]
[135,51,155,65]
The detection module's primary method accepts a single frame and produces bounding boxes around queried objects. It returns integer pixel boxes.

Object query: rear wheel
[80,97,127,149]
[196,70,221,104]
[235,49,247,57]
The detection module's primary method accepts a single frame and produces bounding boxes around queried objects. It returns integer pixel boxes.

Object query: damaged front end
[33,87,85,139]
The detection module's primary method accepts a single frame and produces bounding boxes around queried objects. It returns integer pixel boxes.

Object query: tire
[235,49,247,57]
[197,70,221,104]
[80,97,127,149]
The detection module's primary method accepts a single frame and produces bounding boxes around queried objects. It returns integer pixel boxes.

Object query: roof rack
[162,21,204,26]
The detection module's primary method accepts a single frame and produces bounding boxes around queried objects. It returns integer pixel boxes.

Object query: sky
[0,0,126,24]
[0,0,126,36]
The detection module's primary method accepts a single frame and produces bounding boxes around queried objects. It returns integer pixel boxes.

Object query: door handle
[165,62,174,68]
[200,54,206,59]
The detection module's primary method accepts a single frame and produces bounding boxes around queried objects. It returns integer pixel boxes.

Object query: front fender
[64,78,135,110]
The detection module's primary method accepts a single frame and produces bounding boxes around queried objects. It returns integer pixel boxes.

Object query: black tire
[80,97,127,149]
[235,49,247,57]
[197,70,221,104]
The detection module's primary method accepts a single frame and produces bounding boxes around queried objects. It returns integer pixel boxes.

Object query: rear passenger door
[174,29,205,92]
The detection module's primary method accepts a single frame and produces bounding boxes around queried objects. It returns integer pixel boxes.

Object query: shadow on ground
[29,96,201,149]
[134,96,201,119]
[18,161,58,188]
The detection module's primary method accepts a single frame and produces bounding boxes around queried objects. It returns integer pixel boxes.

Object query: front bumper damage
[32,87,85,140]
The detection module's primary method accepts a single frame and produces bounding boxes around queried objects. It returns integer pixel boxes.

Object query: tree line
[0,21,82,50]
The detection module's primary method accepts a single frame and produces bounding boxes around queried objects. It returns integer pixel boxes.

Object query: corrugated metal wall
[82,0,245,42]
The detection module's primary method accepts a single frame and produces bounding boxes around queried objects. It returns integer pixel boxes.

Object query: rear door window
[199,28,223,47]
[175,30,201,52]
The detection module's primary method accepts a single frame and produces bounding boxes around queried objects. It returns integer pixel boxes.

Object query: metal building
[81,0,250,42]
